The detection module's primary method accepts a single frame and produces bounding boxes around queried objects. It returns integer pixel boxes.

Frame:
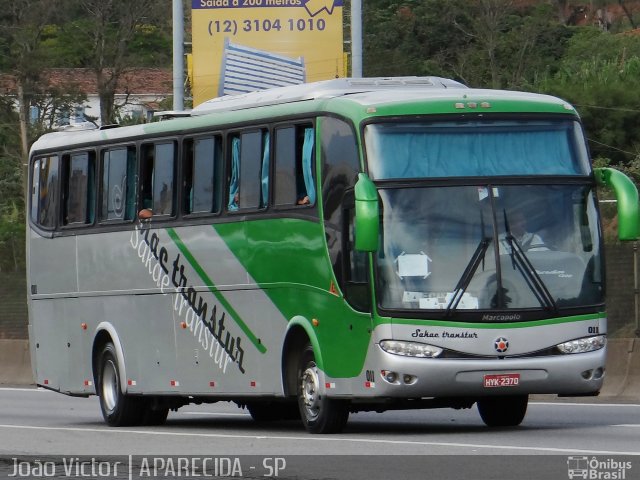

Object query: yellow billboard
[191,0,345,106]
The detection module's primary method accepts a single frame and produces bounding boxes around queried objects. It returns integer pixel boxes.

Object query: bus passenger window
[100,147,136,221]
[184,136,222,215]
[31,155,59,229]
[63,152,95,226]
[274,124,315,207]
[261,131,270,208]
[140,145,154,211]
[30,159,41,224]
[153,143,175,216]
[228,129,269,212]
[140,142,176,217]
[228,136,240,211]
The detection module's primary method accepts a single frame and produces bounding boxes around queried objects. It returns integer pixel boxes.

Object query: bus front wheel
[477,394,528,427]
[297,344,349,434]
[98,342,143,426]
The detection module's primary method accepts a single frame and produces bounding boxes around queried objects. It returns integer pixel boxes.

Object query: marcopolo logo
[567,456,632,479]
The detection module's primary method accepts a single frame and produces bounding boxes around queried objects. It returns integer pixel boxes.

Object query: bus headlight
[379,340,443,358]
[556,335,606,354]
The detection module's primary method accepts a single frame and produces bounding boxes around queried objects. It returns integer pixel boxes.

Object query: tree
[60,0,171,124]
[458,0,516,88]
[363,0,472,79]
[362,1,571,89]
[534,28,640,167]
[0,0,64,158]
[0,96,25,272]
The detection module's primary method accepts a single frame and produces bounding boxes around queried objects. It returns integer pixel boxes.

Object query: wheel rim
[102,359,119,413]
[300,364,321,421]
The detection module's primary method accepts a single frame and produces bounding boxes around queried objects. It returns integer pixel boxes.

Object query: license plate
[483,373,520,388]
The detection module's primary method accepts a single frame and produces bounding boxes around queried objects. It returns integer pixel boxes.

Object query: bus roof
[29,77,577,155]
[190,76,466,115]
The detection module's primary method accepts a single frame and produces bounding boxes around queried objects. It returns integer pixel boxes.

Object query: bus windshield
[364,119,591,179]
[374,184,603,317]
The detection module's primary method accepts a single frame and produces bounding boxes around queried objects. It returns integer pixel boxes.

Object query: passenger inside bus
[297,127,315,206]
[499,209,548,253]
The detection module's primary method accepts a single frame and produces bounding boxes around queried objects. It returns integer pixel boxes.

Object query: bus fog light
[379,340,443,358]
[382,370,398,383]
[556,335,606,354]
[593,367,604,379]
[403,374,416,385]
[581,369,593,380]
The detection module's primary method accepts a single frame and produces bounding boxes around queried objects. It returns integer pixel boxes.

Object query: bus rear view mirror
[595,167,640,241]
[354,173,379,252]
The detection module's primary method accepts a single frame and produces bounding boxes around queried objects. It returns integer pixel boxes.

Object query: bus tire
[477,394,528,427]
[297,344,349,434]
[98,342,143,426]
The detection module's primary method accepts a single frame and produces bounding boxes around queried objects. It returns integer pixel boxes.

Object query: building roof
[0,68,172,96]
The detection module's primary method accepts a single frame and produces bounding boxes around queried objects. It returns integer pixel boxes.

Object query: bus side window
[274,124,315,207]
[184,136,222,215]
[62,152,95,226]
[31,155,59,229]
[228,129,269,212]
[100,147,136,222]
[30,159,41,224]
[261,130,270,208]
[228,135,240,211]
[140,144,154,211]
[140,142,176,217]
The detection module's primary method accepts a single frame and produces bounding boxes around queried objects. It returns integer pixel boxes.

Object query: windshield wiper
[503,211,558,312]
[445,212,491,317]
[444,236,491,318]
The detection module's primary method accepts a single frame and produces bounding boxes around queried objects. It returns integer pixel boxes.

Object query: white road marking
[181,411,249,417]
[0,424,637,455]
[0,387,46,392]
[531,402,640,408]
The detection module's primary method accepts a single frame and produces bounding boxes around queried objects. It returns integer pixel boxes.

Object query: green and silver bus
[27,77,639,433]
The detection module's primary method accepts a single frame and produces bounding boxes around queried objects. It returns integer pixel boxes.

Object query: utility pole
[351,0,362,78]
[173,0,185,111]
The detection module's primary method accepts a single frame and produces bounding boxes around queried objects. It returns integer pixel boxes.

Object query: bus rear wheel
[477,394,528,427]
[98,342,144,426]
[297,344,349,434]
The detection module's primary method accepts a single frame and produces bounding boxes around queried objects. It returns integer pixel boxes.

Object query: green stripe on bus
[388,312,605,329]
[166,228,267,354]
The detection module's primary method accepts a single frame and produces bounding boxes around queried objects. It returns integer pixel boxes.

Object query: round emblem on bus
[494,337,509,353]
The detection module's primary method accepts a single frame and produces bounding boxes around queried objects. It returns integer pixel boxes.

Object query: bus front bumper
[329,345,606,399]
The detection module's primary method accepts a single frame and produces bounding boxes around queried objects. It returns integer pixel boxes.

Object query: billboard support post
[351,0,362,78]
[173,0,185,111]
